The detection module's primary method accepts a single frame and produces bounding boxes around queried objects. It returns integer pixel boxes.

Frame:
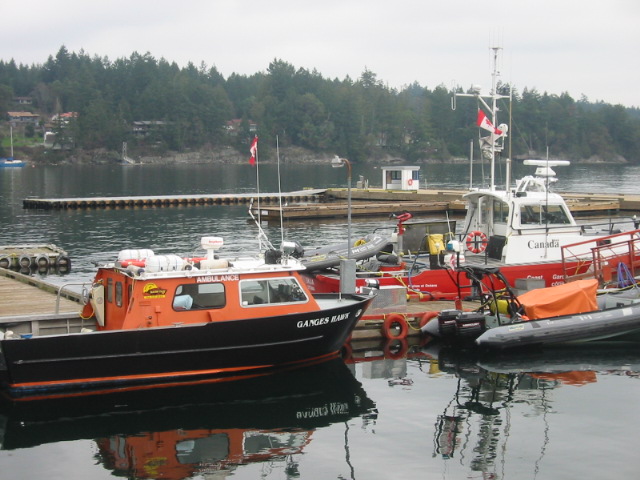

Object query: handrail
[562,229,640,286]
[56,282,92,314]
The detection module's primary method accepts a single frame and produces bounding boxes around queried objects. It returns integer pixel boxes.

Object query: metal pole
[345,159,352,259]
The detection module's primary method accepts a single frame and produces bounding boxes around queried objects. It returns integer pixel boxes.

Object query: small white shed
[382,166,420,191]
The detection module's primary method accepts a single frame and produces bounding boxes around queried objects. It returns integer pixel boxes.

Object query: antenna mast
[453,47,510,192]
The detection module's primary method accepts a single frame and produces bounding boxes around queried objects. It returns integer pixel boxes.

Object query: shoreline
[10,144,632,166]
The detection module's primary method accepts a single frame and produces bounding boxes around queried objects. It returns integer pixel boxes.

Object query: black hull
[0,357,376,451]
[0,294,372,395]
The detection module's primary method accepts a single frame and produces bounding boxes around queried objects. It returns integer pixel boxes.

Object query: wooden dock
[252,200,464,220]
[0,269,83,320]
[20,187,640,219]
[252,195,625,221]
[327,188,640,213]
[0,244,71,270]
[22,189,326,210]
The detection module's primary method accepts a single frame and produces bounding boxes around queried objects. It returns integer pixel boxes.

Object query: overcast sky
[3,0,639,107]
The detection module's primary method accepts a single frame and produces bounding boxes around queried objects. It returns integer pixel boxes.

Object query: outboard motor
[437,309,461,337]
[290,241,305,258]
[455,312,486,338]
[280,241,304,259]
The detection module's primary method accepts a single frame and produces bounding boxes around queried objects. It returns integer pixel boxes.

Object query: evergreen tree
[0,45,638,164]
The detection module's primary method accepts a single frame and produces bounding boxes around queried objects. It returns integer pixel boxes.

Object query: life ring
[419,311,439,329]
[383,338,409,360]
[407,179,413,186]
[465,231,488,254]
[382,314,408,340]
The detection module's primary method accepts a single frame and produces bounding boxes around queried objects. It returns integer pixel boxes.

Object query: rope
[617,262,637,288]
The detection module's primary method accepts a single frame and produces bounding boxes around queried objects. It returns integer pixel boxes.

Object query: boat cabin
[461,171,585,264]
[382,166,420,191]
[88,257,320,331]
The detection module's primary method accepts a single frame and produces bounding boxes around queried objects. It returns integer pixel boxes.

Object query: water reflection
[421,342,640,477]
[0,357,376,479]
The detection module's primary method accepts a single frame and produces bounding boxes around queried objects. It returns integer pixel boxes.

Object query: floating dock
[327,188,640,214]
[0,244,71,271]
[20,187,640,219]
[22,189,326,210]
[252,200,464,220]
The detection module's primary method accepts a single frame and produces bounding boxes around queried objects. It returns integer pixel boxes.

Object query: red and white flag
[477,109,502,135]
[249,136,258,166]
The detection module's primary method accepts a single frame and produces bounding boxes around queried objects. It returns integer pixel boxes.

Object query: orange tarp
[517,279,599,320]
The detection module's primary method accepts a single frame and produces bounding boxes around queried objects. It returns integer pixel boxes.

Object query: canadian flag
[477,110,502,135]
[249,136,258,166]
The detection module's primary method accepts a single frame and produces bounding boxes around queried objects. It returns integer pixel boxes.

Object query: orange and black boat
[0,236,373,396]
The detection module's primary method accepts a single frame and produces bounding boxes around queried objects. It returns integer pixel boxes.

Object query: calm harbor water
[1,161,639,479]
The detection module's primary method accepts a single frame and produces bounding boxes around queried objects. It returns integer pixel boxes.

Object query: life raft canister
[465,231,488,254]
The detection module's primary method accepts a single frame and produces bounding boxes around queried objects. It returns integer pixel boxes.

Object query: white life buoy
[465,231,488,254]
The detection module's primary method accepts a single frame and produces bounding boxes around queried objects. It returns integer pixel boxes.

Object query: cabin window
[493,200,509,224]
[240,277,307,306]
[115,281,123,307]
[107,277,113,303]
[173,283,226,311]
[520,204,571,225]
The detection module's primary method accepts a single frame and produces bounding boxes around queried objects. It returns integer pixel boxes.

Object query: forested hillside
[1,46,639,163]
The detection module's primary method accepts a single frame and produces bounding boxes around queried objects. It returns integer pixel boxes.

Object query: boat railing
[577,216,640,234]
[512,217,637,236]
[56,282,91,313]
[561,229,640,286]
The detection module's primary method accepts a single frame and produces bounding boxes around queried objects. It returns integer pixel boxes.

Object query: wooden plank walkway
[0,269,83,320]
